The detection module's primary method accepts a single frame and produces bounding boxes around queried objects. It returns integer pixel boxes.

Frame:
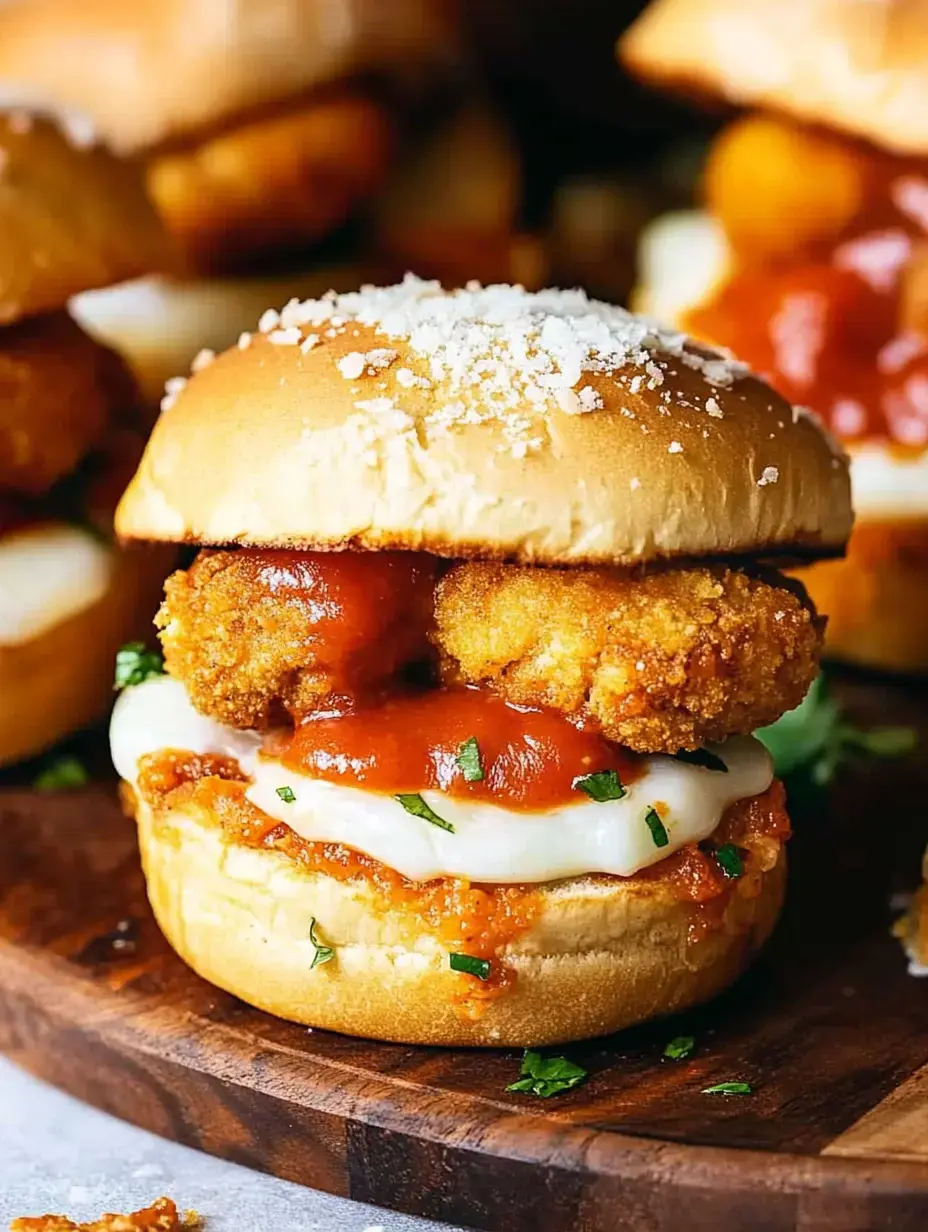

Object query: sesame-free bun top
[0,111,169,325]
[0,0,454,154]
[621,0,928,157]
[116,277,852,566]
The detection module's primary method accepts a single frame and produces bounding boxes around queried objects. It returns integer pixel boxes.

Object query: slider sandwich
[111,277,851,1046]
[623,0,928,673]
[0,110,169,765]
[0,0,455,401]
[0,0,453,272]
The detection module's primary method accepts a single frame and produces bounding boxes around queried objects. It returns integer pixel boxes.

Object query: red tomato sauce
[275,687,640,811]
[690,129,928,448]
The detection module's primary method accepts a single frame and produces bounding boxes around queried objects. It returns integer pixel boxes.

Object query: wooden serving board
[0,675,926,1232]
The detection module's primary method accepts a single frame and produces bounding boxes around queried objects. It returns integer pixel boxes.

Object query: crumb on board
[9,1196,200,1232]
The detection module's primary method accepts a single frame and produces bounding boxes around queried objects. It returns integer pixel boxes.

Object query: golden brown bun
[115,281,852,565]
[134,791,786,1046]
[0,112,169,324]
[148,93,394,274]
[793,518,928,674]
[0,543,171,767]
[621,0,928,156]
[0,0,455,154]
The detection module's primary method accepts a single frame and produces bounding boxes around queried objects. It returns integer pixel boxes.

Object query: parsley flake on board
[757,673,917,785]
[713,843,744,880]
[449,952,491,980]
[664,1035,696,1061]
[702,1081,752,1096]
[506,1050,588,1098]
[673,748,728,773]
[276,785,296,803]
[573,769,626,802]
[644,807,669,848]
[309,918,335,969]
[395,792,455,832]
[114,642,165,691]
[33,755,89,793]
[455,736,484,783]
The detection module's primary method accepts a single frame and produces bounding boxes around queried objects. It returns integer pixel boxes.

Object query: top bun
[0,0,455,154]
[0,111,168,324]
[116,277,852,566]
[621,0,928,156]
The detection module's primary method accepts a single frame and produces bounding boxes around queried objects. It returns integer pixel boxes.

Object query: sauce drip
[691,119,928,447]
[226,548,439,707]
[277,687,639,810]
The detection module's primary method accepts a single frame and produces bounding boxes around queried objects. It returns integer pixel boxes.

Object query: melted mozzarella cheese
[0,523,113,646]
[112,676,774,884]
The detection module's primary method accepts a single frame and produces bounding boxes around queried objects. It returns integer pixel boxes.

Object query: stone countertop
[0,1057,459,1231]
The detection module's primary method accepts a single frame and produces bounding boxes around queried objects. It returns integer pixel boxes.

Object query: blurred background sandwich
[0,110,170,765]
[622,0,928,675]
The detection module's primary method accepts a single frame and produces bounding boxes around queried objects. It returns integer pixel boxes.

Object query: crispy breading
[432,562,823,753]
[0,312,136,497]
[157,549,438,728]
[10,1196,198,1232]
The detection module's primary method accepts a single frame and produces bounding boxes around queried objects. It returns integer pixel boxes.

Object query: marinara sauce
[278,687,640,811]
[690,122,928,448]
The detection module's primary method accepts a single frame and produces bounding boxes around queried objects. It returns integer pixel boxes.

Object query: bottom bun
[0,544,171,766]
[793,518,928,674]
[134,788,787,1047]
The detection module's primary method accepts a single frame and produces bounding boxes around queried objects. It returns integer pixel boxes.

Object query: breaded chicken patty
[157,549,438,728]
[433,562,822,753]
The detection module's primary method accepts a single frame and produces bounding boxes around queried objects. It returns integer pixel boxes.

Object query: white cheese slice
[111,676,774,885]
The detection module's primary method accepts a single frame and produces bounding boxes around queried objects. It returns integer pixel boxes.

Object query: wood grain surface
[0,675,925,1232]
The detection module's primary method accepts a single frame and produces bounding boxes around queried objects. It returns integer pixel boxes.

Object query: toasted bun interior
[116,279,852,565]
[134,789,786,1047]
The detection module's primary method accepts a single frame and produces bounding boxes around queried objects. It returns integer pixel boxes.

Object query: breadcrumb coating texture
[156,549,437,728]
[432,562,822,753]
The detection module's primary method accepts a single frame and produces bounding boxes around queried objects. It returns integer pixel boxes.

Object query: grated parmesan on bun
[111,278,850,1046]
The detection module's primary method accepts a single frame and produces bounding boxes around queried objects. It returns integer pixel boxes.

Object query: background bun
[0,0,456,154]
[116,280,852,565]
[0,111,169,324]
[135,792,786,1047]
[620,0,928,156]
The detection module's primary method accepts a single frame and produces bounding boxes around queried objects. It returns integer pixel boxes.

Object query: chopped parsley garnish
[455,736,484,783]
[395,792,455,832]
[573,769,626,802]
[309,918,335,969]
[33,755,89,793]
[506,1050,588,1098]
[757,673,917,785]
[114,642,165,691]
[644,806,669,848]
[713,843,744,880]
[664,1035,696,1061]
[449,952,491,980]
[673,748,728,773]
[702,1081,752,1096]
[276,785,296,803]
